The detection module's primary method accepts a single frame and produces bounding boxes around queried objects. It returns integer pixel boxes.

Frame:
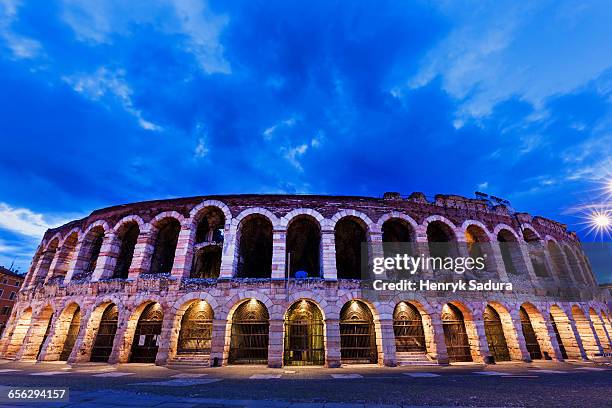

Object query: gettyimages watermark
[359,242,611,301]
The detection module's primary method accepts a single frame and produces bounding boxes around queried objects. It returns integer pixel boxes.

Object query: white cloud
[282,144,309,171]
[0,203,65,238]
[61,0,230,74]
[477,181,489,190]
[0,0,42,59]
[194,137,208,158]
[262,117,297,140]
[63,67,162,131]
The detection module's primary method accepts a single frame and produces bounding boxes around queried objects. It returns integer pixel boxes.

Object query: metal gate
[129,303,163,363]
[229,300,269,364]
[59,307,81,361]
[91,304,118,362]
[442,304,472,362]
[36,316,53,359]
[549,314,568,359]
[483,306,510,362]
[393,302,426,352]
[519,307,542,360]
[284,300,325,366]
[340,301,377,364]
[177,301,213,354]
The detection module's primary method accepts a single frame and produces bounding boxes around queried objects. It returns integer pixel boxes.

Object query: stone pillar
[507,308,531,361]
[219,224,235,279]
[108,309,133,364]
[378,318,396,366]
[325,318,341,368]
[171,222,194,279]
[489,244,510,283]
[428,312,449,365]
[63,239,85,284]
[321,230,337,280]
[566,316,588,360]
[154,313,175,365]
[271,229,287,280]
[414,225,433,278]
[67,309,94,364]
[368,232,384,280]
[268,319,284,368]
[17,312,51,361]
[210,319,227,366]
[91,232,119,281]
[128,229,155,279]
[467,309,490,363]
[539,316,564,361]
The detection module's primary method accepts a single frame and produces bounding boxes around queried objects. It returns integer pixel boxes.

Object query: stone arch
[339,299,378,364]
[280,208,326,229]
[496,227,526,276]
[49,230,79,282]
[393,301,427,354]
[425,216,458,259]
[190,199,232,228]
[86,301,120,363]
[484,302,518,361]
[148,214,182,275]
[330,210,374,232]
[43,302,82,361]
[22,305,54,360]
[113,215,146,233]
[334,215,368,279]
[571,304,601,356]
[33,237,60,284]
[381,216,417,262]
[462,222,497,276]
[519,303,556,360]
[441,301,478,363]
[589,308,611,349]
[234,213,273,278]
[169,298,215,359]
[4,307,33,358]
[522,228,549,278]
[549,304,581,359]
[376,212,419,233]
[192,206,226,245]
[72,222,108,281]
[546,239,571,282]
[286,214,322,278]
[227,298,270,365]
[565,245,587,284]
[232,207,279,229]
[112,218,142,279]
[125,300,165,363]
[284,298,326,366]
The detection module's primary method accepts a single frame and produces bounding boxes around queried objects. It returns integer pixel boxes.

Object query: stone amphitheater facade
[0,193,610,368]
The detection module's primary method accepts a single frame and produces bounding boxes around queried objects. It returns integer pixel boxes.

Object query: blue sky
[0,0,611,276]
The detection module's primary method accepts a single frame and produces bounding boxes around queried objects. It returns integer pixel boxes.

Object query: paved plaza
[0,359,610,407]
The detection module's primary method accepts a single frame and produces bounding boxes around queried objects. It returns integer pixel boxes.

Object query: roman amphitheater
[0,193,610,368]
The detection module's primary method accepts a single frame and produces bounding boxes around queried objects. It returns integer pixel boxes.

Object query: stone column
[271,229,287,280]
[128,229,155,279]
[268,319,284,368]
[219,224,235,279]
[108,309,133,364]
[378,318,396,366]
[210,319,227,366]
[508,308,531,362]
[91,232,119,281]
[63,239,85,284]
[325,318,341,368]
[321,230,337,280]
[35,314,59,361]
[414,225,433,278]
[467,309,490,363]
[428,312,449,365]
[67,309,94,364]
[154,313,175,365]
[171,222,194,279]
[566,316,588,360]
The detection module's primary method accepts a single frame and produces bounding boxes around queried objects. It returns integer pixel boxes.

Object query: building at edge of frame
[0,192,610,368]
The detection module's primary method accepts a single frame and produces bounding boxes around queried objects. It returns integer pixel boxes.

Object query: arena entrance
[177,301,213,355]
[229,300,269,365]
[340,300,377,364]
[519,306,542,360]
[129,303,163,363]
[90,304,118,362]
[483,305,510,362]
[284,300,325,366]
[549,313,569,359]
[442,303,472,362]
[59,306,81,361]
[393,301,426,353]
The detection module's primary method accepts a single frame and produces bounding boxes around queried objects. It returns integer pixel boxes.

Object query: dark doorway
[335,217,366,279]
[113,223,139,279]
[519,307,542,360]
[36,314,53,359]
[442,303,472,362]
[284,300,325,366]
[190,246,222,278]
[483,306,511,362]
[129,303,163,363]
[177,301,213,354]
[229,300,269,364]
[236,216,273,278]
[549,313,568,359]
[393,302,426,352]
[286,216,321,277]
[91,304,118,362]
[340,300,377,364]
[149,219,181,274]
[59,307,81,361]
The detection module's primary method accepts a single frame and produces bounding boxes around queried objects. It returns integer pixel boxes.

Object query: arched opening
[236,215,273,278]
[149,219,181,274]
[523,229,549,278]
[36,239,59,284]
[75,226,105,280]
[284,300,325,366]
[190,246,222,278]
[483,305,510,361]
[229,299,269,364]
[497,230,523,276]
[335,217,367,279]
[59,306,81,361]
[340,300,377,364]
[465,225,496,277]
[90,304,119,362]
[519,306,543,360]
[427,221,457,259]
[547,241,571,282]
[564,246,585,284]
[27,307,54,360]
[441,303,472,362]
[589,308,610,351]
[549,305,581,359]
[50,232,78,281]
[571,305,600,356]
[177,300,213,355]
[5,308,32,358]
[286,215,321,278]
[393,301,425,353]
[112,222,140,279]
[382,219,415,278]
[129,303,163,363]
[195,207,225,244]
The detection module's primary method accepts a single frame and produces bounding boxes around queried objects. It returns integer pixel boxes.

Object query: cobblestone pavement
[0,359,610,407]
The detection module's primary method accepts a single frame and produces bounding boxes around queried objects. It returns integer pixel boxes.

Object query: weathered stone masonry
[0,193,610,368]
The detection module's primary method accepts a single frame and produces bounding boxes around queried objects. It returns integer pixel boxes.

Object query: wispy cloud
[0,203,66,238]
[282,143,308,171]
[0,0,42,59]
[262,117,297,140]
[62,67,161,131]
